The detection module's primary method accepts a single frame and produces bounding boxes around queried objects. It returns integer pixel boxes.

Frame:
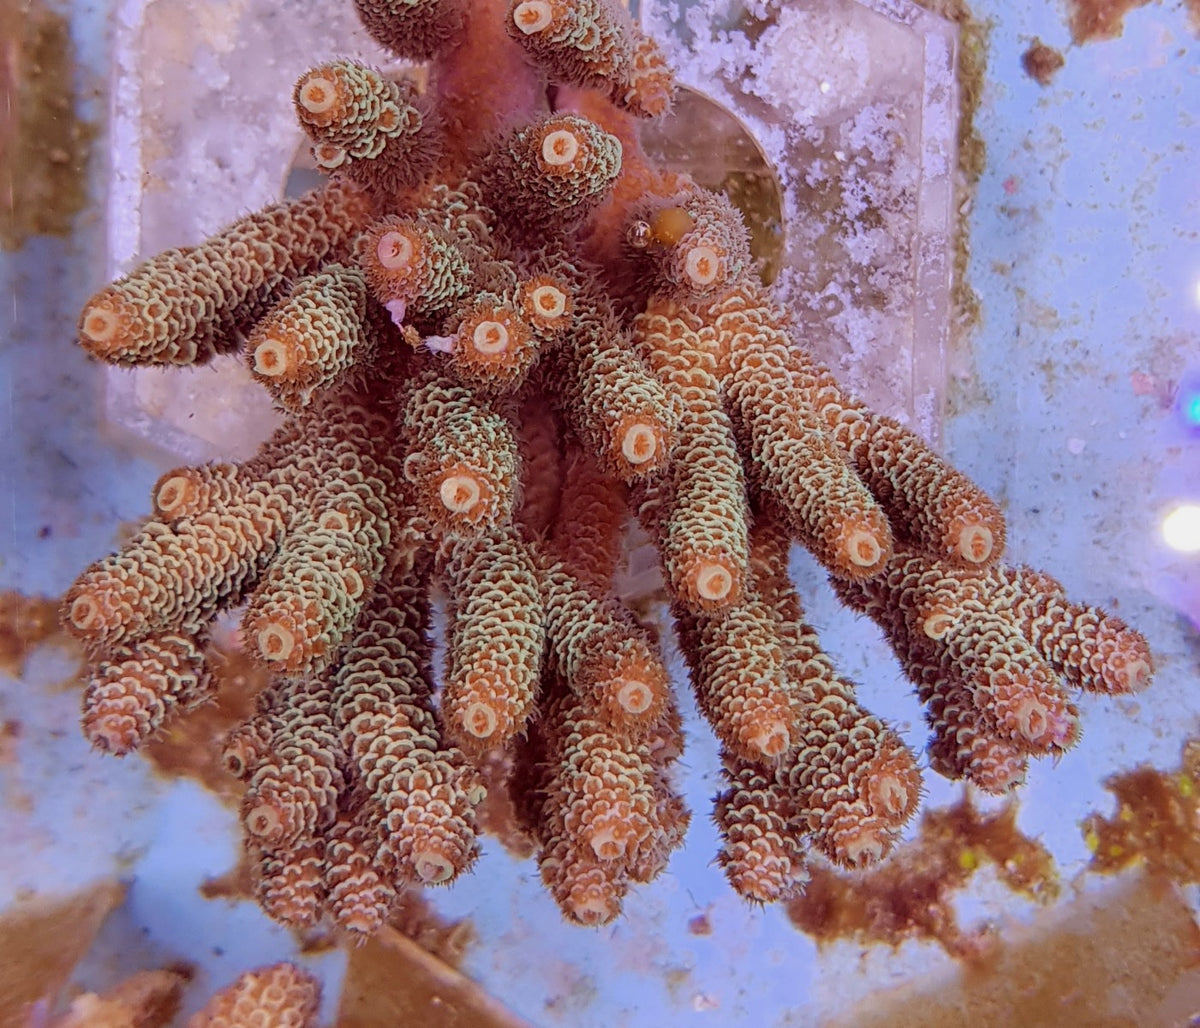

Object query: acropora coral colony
[62,0,1154,931]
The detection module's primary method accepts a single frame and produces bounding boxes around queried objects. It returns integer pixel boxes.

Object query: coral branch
[78,182,371,366]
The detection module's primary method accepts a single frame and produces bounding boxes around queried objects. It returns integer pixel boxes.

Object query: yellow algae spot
[1119,805,1134,823]
[1178,774,1194,798]
[2,1,95,249]
[958,848,978,871]
[650,205,695,246]
[1084,829,1100,853]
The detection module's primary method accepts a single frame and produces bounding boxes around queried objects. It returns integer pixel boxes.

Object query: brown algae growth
[0,0,94,249]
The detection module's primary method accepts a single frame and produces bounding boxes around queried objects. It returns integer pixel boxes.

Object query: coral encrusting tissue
[64,0,1153,929]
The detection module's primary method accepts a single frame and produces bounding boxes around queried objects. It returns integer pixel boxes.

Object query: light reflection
[1162,504,1200,553]
[1179,377,1200,430]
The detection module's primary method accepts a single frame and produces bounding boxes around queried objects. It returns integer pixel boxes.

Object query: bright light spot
[1162,504,1200,553]
[1193,274,1200,309]
[1184,388,1200,428]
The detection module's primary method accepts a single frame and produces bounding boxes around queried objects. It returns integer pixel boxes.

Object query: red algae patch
[1021,39,1066,85]
[825,745,1200,1026]
[786,795,1057,959]
[829,871,1200,1028]
[1066,0,1152,42]
[1083,738,1200,883]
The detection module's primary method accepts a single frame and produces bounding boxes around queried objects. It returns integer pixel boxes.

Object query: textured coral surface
[63,0,1153,932]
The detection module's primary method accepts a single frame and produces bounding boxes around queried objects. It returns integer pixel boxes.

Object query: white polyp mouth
[684,245,721,287]
[298,75,338,114]
[531,285,567,318]
[257,623,296,662]
[318,510,351,532]
[313,143,347,170]
[1118,658,1151,692]
[695,563,733,601]
[252,338,290,377]
[377,230,415,271]
[1017,700,1048,744]
[513,0,553,35]
[923,611,955,640]
[836,830,886,870]
[341,567,365,600]
[589,824,623,861]
[246,804,281,839]
[222,746,248,778]
[871,774,910,819]
[155,475,191,515]
[541,128,580,167]
[81,306,118,343]
[462,701,498,739]
[958,524,994,563]
[69,595,99,631]
[752,722,790,758]
[616,679,652,715]
[440,473,482,513]
[621,423,657,465]
[845,529,882,568]
[571,892,615,926]
[414,850,454,884]
[471,319,510,355]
